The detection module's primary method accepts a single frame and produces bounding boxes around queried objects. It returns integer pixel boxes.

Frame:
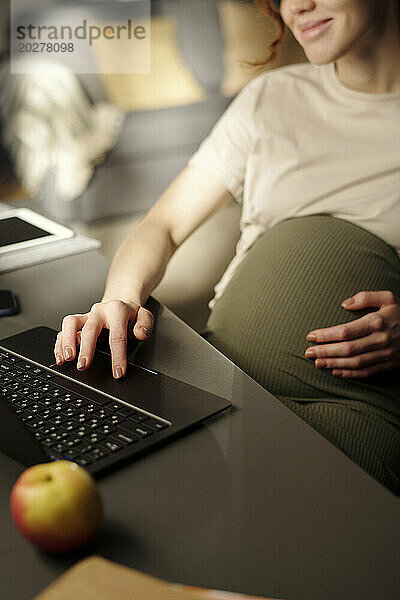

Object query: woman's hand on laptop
[54,299,154,379]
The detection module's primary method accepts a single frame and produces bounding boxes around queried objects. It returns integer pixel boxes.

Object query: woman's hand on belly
[304,291,400,378]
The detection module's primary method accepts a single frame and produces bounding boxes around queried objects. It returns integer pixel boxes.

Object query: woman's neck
[335,3,400,94]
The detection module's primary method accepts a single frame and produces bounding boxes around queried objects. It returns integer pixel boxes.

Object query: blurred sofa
[34,0,232,222]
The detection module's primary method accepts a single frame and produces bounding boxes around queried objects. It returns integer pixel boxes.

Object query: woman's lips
[299,18,333,41]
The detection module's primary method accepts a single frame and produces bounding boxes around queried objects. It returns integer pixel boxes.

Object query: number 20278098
[18,42,74,53]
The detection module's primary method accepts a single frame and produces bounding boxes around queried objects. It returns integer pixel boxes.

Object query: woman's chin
[297,40,341,66]
[303,50,336,66]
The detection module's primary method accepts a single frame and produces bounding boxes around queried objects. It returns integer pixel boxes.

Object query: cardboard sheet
[34,556,278,600]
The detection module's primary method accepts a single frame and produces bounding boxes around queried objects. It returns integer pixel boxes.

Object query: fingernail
[141,327,149,336]
[307,333,317,341]
[77,357,87,370]
[64,347,73,360]
[341,298,353,307]
[333,370,342,377]
[305,349,316,359]
[114,366,123,379]
[56,354,63,365]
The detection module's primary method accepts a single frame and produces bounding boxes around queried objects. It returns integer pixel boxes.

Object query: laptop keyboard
[0,348,170,468]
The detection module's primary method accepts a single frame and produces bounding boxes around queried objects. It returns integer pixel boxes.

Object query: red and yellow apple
[10,460,103,553]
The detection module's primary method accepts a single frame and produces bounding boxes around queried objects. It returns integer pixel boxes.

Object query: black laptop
[0,326,231,477]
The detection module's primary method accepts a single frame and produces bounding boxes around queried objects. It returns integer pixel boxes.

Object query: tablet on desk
[0,208,74,255]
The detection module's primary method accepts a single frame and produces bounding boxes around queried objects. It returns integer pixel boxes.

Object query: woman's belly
[205,215,400,415]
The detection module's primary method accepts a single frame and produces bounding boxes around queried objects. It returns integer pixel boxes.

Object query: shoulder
[223,63,330,126]
[247,62,326,94]
[237,63,330,116]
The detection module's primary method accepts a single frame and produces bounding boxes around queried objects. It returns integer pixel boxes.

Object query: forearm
[102,164,232,307]
[102,216,176,306]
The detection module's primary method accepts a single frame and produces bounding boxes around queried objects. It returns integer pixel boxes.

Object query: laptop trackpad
[51,350,157,399]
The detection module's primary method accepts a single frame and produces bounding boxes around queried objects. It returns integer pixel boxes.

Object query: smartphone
[0,290,19,317]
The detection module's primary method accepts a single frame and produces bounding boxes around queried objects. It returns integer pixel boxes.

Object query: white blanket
[0,58,124,201]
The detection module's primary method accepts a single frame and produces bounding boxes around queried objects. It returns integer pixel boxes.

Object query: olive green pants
[202,216,400,495]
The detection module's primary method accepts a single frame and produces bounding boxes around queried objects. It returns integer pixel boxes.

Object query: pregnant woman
[55,1,400,494]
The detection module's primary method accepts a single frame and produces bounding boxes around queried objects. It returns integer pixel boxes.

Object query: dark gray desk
[1,251,399,600]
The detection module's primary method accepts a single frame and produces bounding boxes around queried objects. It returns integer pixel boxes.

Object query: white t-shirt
[188,62,400,309]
